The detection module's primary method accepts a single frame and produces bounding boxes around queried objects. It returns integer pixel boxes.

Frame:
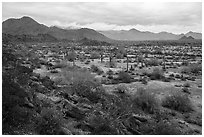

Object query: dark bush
[35,108,64,135]
[115,84,129,94]
[132,88,159,114]
[153,121,182,135]
[117,71,132,83]
[91,65,103,75]
[106,69,114,76]
[182,87,190,94]
[183,82,190,88]
[162,92,193,113]
[149,68,164,80]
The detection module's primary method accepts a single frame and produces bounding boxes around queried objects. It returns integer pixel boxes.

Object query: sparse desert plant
[146,58,160,66]
[106,69,114,75]
[91,65,104,75]
[90,52,100,59]
[150,68,164,80]
[52,61,67,69]
[35,108,64,135]
[153,120,182,135]
[85,60,90,64]
[182,87,190,94]
[162,92,193,113]
[141,77,148,85]
[109,60,117,68]
[115,84,129,94]
[117,71,132,83]
[63,69,104,103]
[181,64,201,74]
[132,88,159,114]
[183,82,190,88]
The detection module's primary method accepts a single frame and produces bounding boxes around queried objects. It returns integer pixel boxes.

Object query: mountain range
[2,16,202,42]
[99,29,202,41]
[2,16,111,42]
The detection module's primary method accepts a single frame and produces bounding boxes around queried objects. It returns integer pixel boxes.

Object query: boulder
[59,127,72,135]
[132,114,148,122]
[48,96,62,104]
[64,106,86,120]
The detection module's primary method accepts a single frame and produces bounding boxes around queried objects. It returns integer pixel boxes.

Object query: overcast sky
[2,2,202,34]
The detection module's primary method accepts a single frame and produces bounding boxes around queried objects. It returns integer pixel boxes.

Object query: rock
[25,102,35,108]
[36,92,48,100]
[48,96,61,103]
[64,106,86,120]
[123,116,141,135]
[178,120,188,126]
[77,103,92,110]
[132,114,148,122]
[59,127,72,135]
[62,100,87,120]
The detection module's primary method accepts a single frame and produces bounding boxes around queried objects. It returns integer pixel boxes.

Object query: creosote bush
[153,120,182,135]
[35,108,64,135]
[162,92,193,113]
[115,84,129,94]
[63,69,104,103]
[149,68,164,80]
[132,88,159,114]
[90,65,103,75]
[117,71,132,83]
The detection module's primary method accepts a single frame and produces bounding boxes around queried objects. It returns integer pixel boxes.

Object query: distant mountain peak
[2,16,111,42]
[129,28,140,32]
[179,35,195,40]
[21,16,34,20]
[187,31,194,34]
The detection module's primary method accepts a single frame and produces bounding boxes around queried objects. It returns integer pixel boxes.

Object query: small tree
[90,52,100,59]
[66,50,76,66]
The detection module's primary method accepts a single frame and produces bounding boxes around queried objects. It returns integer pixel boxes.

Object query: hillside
[2,33,59,43]
[2,16,111,42]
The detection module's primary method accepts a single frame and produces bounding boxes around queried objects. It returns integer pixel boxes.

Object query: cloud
[2,2,202,33]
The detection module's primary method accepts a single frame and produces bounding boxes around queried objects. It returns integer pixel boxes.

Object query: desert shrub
[182,87,190,94]
[117,71,132,83]
[107,75,113,79]
[153,120,182,135]
[169,73,174,77]
[86,114,118,135]
[91,65,103,75]
[162,92,193,113]
[85,60,90,64]
[183,112,202,127]
[162,77,171,82]
[35,108,64,135]
[181,67,189,74]
[106,69,114,76]
[189,63,202,74]
[90,52,100,59]
[129,65,134,71]
[141,77,148,84]
[83,92,134,135]
[182,61,189,66]
[132,88,159,114]
[181,64,202,74]
[149,68,164,80]
[63,69,104,103]
[115,84,129,94]
[109,60,117,68]
[183,82,190,87]
[146,58,160,66]
[52,61,67,69]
